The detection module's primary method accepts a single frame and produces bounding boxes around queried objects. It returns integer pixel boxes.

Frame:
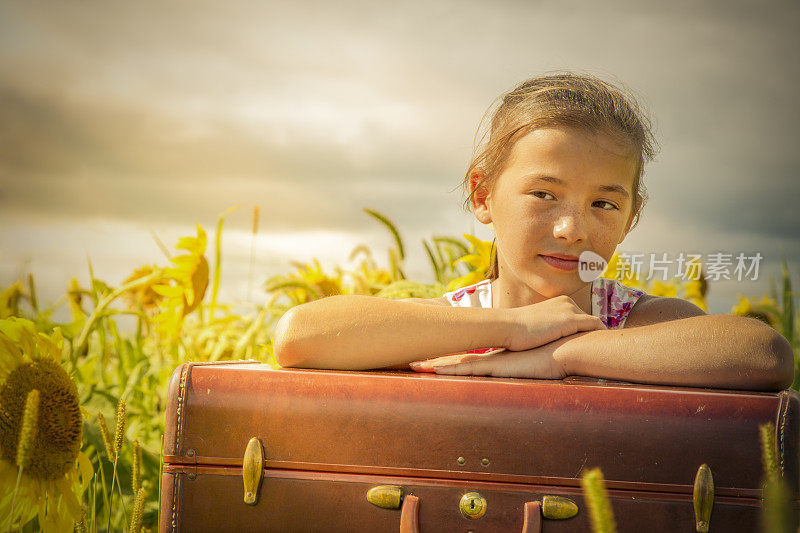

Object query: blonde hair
[463,72,658,280]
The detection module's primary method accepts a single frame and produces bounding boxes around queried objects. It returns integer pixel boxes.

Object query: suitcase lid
[163,362,800,497]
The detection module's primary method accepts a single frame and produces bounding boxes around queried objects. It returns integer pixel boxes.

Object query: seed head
[113,399,127,456]
[98,412,115,463]
[129,487,146,533]
[16,389,40,468]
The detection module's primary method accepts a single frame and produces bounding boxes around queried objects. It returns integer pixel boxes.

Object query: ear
[469,169,493,225]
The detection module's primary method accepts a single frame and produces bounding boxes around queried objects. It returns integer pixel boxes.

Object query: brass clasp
[243,437,264,505]
[541,495,579,520]
[693,463,714,532]
[366,485,404,509]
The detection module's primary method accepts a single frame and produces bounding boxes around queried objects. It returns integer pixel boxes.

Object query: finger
[575,315,606,331]
[411,355,470,371]
[433,360,489,376]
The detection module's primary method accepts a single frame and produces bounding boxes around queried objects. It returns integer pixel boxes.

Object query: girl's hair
[464,72,658,280]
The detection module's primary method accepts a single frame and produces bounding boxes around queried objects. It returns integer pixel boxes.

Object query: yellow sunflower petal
[152,285,184,298]
[445,271,487,292]
[454,253,486,271]
[39,498,76,533]
[462,233,493,256]
[0,335,23,363]
[77,452,93,494]
[54,477,83,519]
[175,236,201,254]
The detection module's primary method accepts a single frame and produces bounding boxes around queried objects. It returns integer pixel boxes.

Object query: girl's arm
[272,294,605,370]
[273,296,510,370]
[427,296,795,391]
[569,295,795,389]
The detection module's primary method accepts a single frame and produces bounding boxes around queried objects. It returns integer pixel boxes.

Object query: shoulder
[400,296,450,306]
[623,293,707,328]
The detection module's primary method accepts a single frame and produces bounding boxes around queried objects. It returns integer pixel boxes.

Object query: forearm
[273,295,514,370]
[556,315,795,391]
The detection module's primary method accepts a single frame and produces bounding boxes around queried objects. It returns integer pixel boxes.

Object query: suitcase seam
[175,363,190,455]
[171,472,180,533]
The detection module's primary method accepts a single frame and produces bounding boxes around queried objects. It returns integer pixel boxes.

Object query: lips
[543,253,579,261]
[540,254,579,271]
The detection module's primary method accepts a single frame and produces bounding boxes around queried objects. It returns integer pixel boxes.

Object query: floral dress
[444,278,645,329]
[410,278,645,367]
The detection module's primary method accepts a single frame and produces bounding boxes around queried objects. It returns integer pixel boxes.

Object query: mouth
[539,254,579,271]
[543,253,579,261]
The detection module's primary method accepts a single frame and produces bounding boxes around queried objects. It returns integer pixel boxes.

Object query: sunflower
[603,252,645,290]
[291,260,344,299]
[123,264,165,313]
[348,247,393,295]
[264,260,346,304]
[730,294,779,327]
[648,280,679,298]
[446,233,494,291]
[0,318,93,532]
[153,224,210,339]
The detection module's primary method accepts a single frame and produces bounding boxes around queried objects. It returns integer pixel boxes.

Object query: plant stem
[247,206,259,304]
[73,270,162,359]
[209,207,237,322]
[115,464,129,528]
[6,466,23,533]
[97,454,110,527]
[107,458,119,533]
[92,472,97,533]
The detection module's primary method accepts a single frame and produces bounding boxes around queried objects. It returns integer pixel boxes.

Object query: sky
[1,0,798,318]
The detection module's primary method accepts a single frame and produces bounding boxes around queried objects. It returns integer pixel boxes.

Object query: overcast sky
[1,0,798,317]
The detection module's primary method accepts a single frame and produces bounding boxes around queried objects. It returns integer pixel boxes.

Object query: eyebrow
[529,175,631,199]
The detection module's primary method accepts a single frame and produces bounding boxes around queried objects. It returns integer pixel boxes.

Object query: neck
[490,276,593,314]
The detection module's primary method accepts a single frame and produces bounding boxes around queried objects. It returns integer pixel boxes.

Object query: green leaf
[422,240,442,283]
[364,208,405,260]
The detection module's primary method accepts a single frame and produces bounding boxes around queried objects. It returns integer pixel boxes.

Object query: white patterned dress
[441,277,645,356]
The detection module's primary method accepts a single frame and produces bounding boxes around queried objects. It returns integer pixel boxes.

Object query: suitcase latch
[243,437,264,505]
[366,485,403,509]
[541,495,579,520]
[693,463,714,532]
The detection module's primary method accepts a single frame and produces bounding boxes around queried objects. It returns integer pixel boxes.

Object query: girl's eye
[531,192,618,211]
[531,191,554,200]
[593,200,618,210]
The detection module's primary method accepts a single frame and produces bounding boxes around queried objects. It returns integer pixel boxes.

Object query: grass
[0,207,796,531]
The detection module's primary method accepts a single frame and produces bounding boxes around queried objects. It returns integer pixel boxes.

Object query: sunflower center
[0,358,83,479]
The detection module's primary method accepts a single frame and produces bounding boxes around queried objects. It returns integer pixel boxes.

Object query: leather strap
[521,501,542,533]
[399,494,420,533]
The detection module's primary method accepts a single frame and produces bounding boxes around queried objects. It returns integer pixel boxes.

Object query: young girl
[273,72,794,391]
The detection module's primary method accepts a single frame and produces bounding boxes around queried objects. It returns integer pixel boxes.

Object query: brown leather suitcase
[159,361,800,532]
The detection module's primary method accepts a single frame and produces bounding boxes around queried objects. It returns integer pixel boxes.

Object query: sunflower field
[1,207,798,532]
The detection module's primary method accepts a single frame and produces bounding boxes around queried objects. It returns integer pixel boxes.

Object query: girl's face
[472,126,638,303]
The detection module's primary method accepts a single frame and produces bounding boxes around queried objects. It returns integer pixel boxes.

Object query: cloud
[1,0,798,317]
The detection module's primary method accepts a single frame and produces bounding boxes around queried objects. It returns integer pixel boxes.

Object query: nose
[552,206,588,243]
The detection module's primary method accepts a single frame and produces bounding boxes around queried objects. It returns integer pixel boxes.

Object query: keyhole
[460,492,486,519]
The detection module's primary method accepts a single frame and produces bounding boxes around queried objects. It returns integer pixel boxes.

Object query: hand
[505,295,606,352]
[409,348,505,373]
[412,336,572,379]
